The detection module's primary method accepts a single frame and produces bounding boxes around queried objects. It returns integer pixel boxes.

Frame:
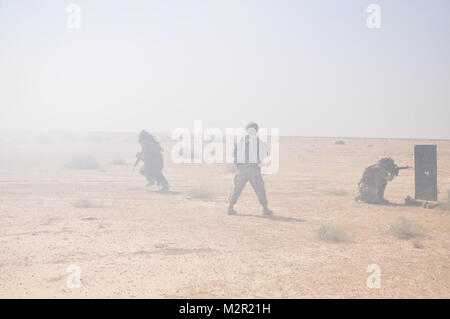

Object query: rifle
[393,165,411,176]
[133,152,142,171]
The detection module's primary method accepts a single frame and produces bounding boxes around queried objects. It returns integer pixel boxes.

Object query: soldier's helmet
[245,122,259,135]
[378,157,396,172]
[139,130,156,144]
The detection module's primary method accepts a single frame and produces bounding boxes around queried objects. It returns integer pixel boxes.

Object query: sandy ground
[0,132,449,298]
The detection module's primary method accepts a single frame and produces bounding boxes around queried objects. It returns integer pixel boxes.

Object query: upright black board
[414,145,437,201]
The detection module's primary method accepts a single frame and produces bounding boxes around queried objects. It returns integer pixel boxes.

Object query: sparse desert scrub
[325,188,348,196]
[73,199,102,209]
[388,217,428,240]
[186,187,215,200]
[413,240,424,249]
[34,134,54,144]
[437,191,450,212]
[81,134,109,143]
[111,158,128,166]
[335,140,345,145]
[65,155,99,170]
[437,201,450,212]
[7,136,30,144]
[318,225,352,243]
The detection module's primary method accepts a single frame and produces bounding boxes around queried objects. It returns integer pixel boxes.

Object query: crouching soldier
[228,122,273,216]
[356,157,408,204]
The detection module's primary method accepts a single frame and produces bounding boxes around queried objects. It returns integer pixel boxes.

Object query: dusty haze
[0,0,449,300]
[1,0,449,138]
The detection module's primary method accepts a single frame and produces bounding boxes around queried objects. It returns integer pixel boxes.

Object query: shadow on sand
[149,190,181,195]
[234,213,305,223]
[358,200,407,207]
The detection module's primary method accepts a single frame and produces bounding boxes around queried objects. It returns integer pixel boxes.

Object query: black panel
[414,145,437,201]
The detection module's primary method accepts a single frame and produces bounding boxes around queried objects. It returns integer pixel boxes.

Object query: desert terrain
[0,132,449,298]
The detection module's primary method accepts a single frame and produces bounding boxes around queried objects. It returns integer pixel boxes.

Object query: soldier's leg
[355,183,364,202]
[358,184,378,204]
[140,167,155,186]
[156,172,169,192]
[378,182,388,203]
[228,173,248,214]
[248,172,272,215]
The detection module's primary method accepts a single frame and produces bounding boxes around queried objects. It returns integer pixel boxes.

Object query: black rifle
[133,152,141,171]
[393,165,411,176]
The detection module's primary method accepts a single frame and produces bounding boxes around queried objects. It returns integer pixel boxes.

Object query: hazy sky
[0,0,449,138]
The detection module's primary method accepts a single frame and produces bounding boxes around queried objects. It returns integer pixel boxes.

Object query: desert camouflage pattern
[356,157,398,204]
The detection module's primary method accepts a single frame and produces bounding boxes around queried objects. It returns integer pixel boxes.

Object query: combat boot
[263,207,273,216]
[227,206,237,215]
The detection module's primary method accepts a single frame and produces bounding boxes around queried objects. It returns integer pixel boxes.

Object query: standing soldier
[136,130,169,192]
[228,122,273,216]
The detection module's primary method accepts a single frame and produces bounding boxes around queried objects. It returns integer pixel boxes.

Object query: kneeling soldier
[356,157,408,204]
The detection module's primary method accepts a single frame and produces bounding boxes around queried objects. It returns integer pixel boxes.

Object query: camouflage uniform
[228,123,272,215]
[356,157,397,204]
[137,130,169,191]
